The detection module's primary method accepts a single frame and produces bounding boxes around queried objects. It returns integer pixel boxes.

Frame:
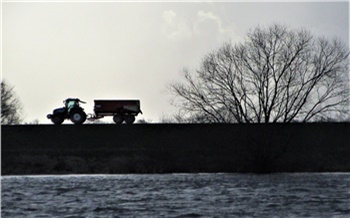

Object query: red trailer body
[92,99,142,124]
[94,100,141,116]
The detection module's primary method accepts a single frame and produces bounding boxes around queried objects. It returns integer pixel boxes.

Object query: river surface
[2,173,350,217]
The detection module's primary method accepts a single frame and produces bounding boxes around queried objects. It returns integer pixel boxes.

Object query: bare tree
[1,80,23,125]
[170,24,349,123]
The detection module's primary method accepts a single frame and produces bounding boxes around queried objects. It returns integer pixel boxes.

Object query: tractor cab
[64,98,85,112]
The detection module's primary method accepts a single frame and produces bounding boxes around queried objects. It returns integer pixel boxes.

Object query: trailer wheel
[70,110,86,125]
[51,115,64,125]
[113,114,124,124]
[124,115,135,124]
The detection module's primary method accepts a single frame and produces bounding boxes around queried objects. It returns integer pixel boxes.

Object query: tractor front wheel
[70,110,86,125]
[51,115,64,125]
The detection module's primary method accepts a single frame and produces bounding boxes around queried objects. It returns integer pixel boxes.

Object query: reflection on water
[2,173,350,217]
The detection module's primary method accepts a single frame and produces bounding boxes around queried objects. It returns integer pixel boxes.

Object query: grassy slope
[2,123,350,175]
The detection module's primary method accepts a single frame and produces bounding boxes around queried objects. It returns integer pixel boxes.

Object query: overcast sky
[2,1,349,124]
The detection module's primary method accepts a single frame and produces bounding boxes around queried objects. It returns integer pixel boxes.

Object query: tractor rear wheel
[113,114,124,124]
[124,115,135,124]
[51,115,64,125]
[70,110,86,125]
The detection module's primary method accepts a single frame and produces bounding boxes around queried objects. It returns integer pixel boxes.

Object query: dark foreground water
[2,173,350,217]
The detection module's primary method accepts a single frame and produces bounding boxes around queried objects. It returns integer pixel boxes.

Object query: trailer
[91,99,142,124]
[47,98,142,125]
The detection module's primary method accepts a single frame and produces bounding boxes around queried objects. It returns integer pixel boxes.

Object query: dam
[2,123,350,175]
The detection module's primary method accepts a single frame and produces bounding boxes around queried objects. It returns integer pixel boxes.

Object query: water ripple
[2,173,350,217]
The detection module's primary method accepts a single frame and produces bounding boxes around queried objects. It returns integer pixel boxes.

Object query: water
[2,173,350,217]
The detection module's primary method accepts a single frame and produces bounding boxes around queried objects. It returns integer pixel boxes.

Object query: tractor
[47,98,142,125]
[47,98,87,125]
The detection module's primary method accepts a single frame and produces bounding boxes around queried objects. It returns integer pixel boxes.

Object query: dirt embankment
[2,123,350,175]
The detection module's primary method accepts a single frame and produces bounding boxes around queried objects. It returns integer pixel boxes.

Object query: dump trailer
[47,98,142,125]
[92,99,142,124]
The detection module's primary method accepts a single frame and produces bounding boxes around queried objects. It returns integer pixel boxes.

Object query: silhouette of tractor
[47,98,142,125]
[47,98,87,125]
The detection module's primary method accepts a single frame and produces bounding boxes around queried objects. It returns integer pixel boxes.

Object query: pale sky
[2,1,349,124]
